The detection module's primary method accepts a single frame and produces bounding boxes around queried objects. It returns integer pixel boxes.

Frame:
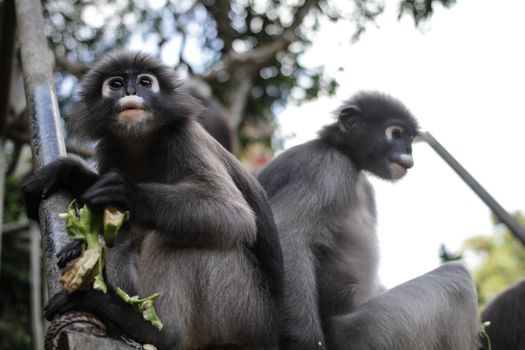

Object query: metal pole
[419,131,525,245]
[14,0,70,297]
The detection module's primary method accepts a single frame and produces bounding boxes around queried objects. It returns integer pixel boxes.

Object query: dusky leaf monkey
[24,51,283,350]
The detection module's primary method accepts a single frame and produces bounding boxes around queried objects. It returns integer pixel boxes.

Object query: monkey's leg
[44,289,165,347]
[327,262,480,350]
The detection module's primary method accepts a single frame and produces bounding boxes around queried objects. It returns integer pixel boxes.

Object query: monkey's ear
[338,105,361,133]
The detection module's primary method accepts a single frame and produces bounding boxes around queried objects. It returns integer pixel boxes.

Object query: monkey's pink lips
[119,101,150,124]
[390,156,414,179]
[391,162,408,178]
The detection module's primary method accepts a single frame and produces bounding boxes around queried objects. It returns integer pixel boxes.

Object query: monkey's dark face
[70,51,203,142]
[101,73,160,132]
[348,119,416,180]
[332,92,419,181]
[380,122,416,179]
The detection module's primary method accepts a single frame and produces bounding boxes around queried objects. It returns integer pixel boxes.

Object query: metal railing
[419,131,525,245]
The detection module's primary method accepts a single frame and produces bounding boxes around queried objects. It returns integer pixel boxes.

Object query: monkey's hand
[22,158,99,222]
[82,170,137,214]
[56,240,84,268]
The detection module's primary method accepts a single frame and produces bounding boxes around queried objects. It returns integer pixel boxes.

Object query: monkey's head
[322,91,419,180]
[69,50,202,140]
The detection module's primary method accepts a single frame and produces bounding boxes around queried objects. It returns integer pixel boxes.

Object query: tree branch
[202,0,234,54]
[222,69,253,128]
[54,54,89,78]
[174,15,194,74]
[227,0,319,68]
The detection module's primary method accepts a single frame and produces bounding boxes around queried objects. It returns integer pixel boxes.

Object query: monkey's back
[258,139,382,317]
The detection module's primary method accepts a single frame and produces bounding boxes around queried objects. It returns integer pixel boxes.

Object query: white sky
[277,0,525,287]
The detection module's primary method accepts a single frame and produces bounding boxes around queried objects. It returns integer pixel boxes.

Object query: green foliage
[479,320,492,350]
[0,234,33,350]
[42,0,454,152]
[0,172,31,350]
[42,0,386,150]
[3,175,27,224]
[463,212,525,308]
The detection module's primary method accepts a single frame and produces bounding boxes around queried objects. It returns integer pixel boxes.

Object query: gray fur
[257,92,479,349]
[329,262,479,350]
[104,121,279,349]
[28,51,283,350]
[259,140,383,349]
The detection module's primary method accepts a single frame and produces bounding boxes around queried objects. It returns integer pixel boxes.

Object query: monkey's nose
[126,87,136,95]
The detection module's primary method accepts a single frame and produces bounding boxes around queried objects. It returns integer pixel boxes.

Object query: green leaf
[79,204,92,231]
[115,287,133,303]
[93,273,108,293]
[59,245,102,293]
[115,287,163,330]
[103,207,129,247]
[480,321,492,350]
[59,201,163,329]
[140,299,164,330]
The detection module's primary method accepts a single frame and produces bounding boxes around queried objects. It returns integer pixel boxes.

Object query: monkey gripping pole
[419,131,525,246]
[14,0,135,348]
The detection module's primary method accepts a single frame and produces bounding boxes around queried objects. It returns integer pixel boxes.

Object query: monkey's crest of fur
[68,50,203,141]
[337,91,419,129]
[320,91,419,148]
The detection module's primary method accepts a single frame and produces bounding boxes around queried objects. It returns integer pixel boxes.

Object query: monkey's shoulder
[259,139,362,199]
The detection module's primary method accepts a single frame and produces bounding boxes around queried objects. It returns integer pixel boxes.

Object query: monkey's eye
[108,78,124,89]
[137,74,160,93]
[138,77,152,87]
[386,126,404,141]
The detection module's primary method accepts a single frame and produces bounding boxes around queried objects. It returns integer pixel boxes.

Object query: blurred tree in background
[462,212,525,309]
[41,0,456,165]
[0,176,32,350]
[0,0,457,348]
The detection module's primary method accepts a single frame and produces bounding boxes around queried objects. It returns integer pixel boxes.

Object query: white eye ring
[386,125,404,141]
[137,74,160,93]
[102,76,124,97]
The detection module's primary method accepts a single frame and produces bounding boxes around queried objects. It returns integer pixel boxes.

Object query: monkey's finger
[83,185,128,201]
[87,198,129,212]
[92,170,128,187]
[90,177,124,190]
[56,240,83,268]
[82,188,129,212]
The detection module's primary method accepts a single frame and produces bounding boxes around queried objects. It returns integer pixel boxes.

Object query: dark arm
[82,170,258,249]
[22,157,99,221]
